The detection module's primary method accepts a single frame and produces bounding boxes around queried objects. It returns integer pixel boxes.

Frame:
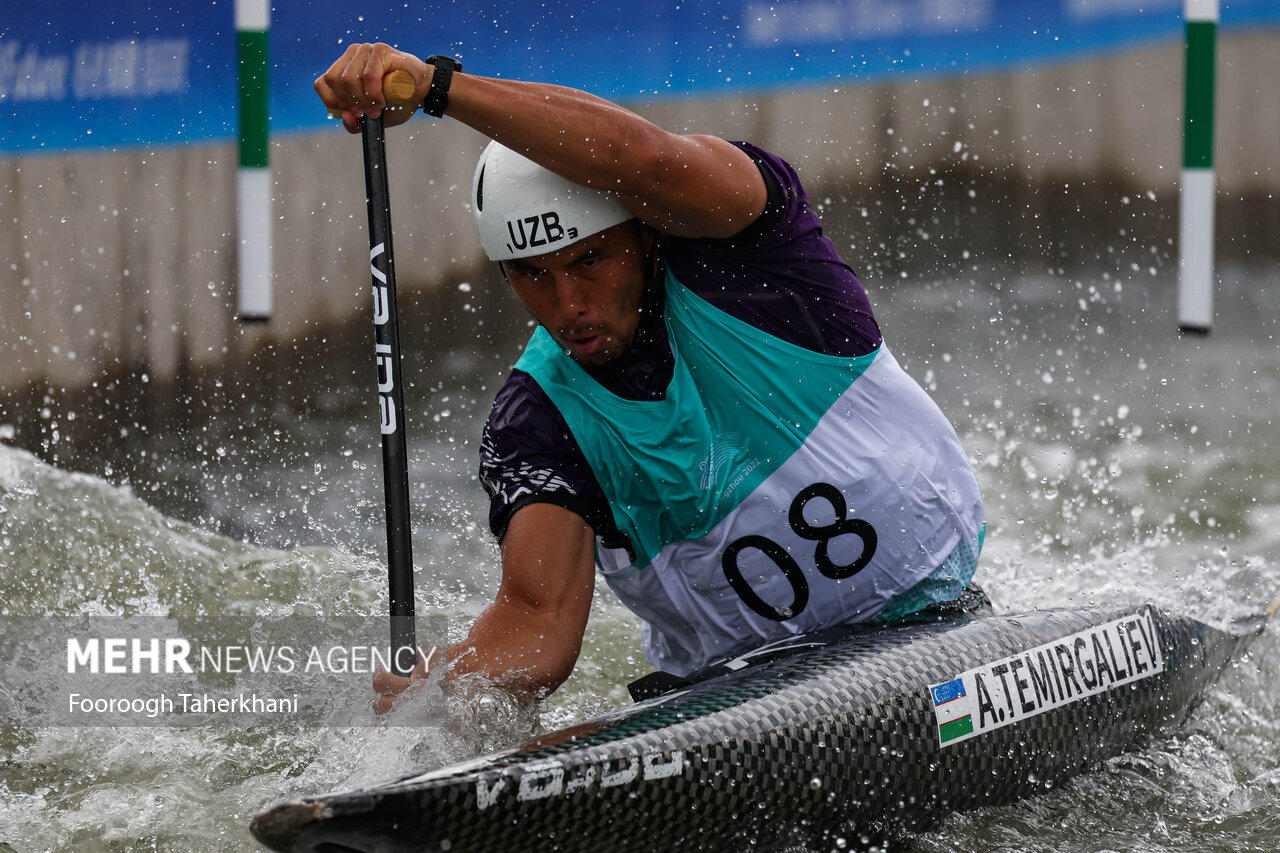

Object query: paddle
[358,70,419,676]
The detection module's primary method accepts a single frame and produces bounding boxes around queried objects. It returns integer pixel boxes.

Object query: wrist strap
[423,55,462,118]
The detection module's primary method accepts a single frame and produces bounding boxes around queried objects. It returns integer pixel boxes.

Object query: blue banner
[5,1,1279,154]
[3,2,232,152]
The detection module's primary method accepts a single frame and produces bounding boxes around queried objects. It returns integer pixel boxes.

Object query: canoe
[251,603,1263,852]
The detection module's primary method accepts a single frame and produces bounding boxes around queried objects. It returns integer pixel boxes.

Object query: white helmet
[471,140,633,262]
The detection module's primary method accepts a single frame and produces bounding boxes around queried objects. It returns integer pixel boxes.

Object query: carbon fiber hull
[251,605,1259,852]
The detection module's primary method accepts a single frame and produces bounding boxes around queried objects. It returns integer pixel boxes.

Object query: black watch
[422,55,462,118]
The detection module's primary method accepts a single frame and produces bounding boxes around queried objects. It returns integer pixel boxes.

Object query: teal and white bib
[516,272,985,676]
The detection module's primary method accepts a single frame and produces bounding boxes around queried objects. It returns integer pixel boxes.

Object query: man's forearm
[444,73,667,195]
[441,601,586,701]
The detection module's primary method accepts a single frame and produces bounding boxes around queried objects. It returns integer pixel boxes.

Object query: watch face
[427,55,461,73]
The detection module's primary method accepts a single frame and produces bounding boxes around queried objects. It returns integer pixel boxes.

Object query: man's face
[503,221,653,367]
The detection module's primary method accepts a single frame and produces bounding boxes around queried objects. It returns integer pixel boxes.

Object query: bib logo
[700,432,761,510]
[506,211,578,254]
[699,433,749,491]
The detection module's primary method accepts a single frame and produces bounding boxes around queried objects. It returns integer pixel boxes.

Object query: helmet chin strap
[637,225,667,319]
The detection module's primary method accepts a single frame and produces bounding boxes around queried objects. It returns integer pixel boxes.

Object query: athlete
[314,44,986,713]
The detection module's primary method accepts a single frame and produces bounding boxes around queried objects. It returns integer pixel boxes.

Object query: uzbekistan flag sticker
[929,677,974,744]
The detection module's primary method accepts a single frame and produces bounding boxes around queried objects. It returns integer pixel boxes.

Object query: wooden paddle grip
[327,69,418,118]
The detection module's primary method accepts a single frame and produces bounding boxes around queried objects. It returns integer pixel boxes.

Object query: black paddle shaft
[361,115,416,676]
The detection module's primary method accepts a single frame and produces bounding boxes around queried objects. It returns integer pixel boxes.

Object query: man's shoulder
[492,366,549,406]
[481,367,620,544]
[665,142,806,255]
[485,367,562,443]
[658,142,881,357]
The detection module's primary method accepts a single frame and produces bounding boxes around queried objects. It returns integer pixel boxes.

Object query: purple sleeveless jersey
[478,143,881,550]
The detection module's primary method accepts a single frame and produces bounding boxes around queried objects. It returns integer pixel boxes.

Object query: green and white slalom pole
[1178,0,1217,334]
[237,0,272,323]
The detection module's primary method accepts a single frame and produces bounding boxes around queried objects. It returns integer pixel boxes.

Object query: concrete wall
[1,33,1277,405]
[643,32,1279,195]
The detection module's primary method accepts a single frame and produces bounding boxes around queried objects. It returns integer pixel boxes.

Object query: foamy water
[0,262,1275,851]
